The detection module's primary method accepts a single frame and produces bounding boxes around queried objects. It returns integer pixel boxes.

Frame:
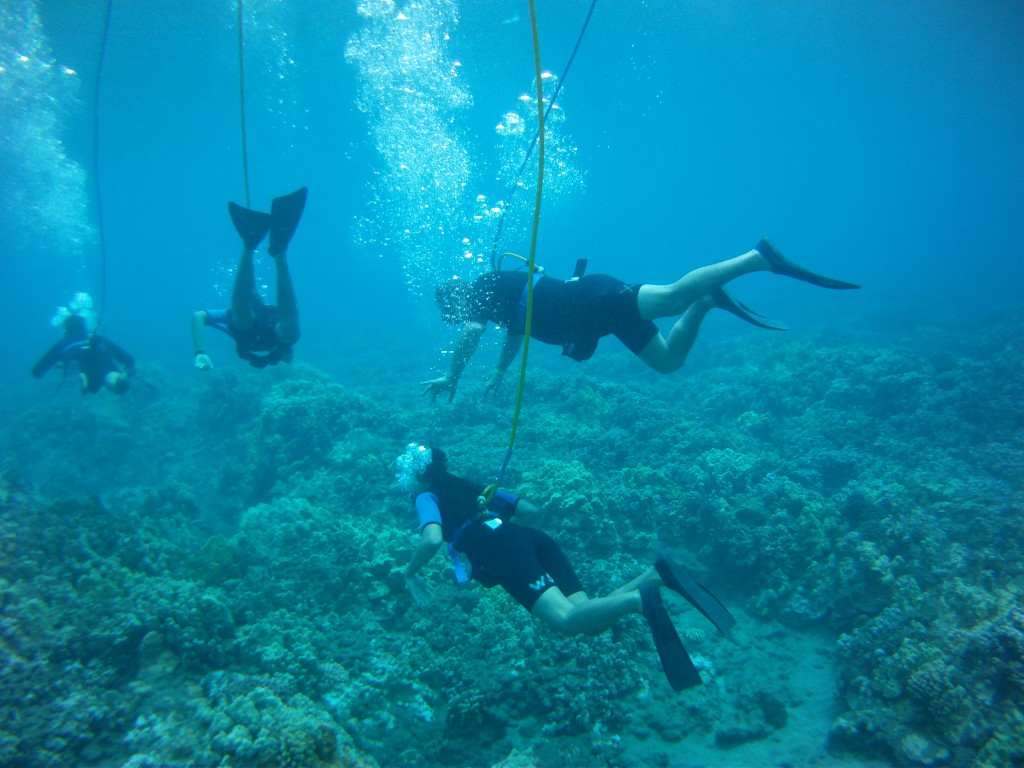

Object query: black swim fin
[268,186,308,256]
[228,202,272,251]
[655,556,736,634]
[711,287,788,331]
[640,583,703,691]
[756,238,861,290]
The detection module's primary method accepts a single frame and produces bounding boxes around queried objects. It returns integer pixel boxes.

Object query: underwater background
[1,1,1022,766]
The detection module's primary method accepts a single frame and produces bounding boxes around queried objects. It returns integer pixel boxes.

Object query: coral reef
[0,307,1020,766]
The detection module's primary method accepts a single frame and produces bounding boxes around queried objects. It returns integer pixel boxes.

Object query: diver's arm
[421,321,485,402]
[405,523,443,579]
[404,523,442,606]
[104,338,135,369]
[484,330,524,394]
[192,311,212,370]
[449,320,485,381]
[496,330,524,374]
[31,341,67,378]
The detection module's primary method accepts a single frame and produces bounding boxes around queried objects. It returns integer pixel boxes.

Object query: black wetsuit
[414,472,584,610]
[465,271,659,361]
[204,304,294,368]
[32,335,134,394]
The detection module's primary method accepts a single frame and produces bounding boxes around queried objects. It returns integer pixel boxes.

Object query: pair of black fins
[713,238,861,331]
[641,557,737,691]
[228,187,308,255]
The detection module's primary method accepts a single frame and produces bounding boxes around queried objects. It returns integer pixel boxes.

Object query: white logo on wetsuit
[529,573,555,592]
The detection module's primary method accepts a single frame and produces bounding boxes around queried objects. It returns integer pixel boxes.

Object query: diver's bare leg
[608,567,659,596]
[231,247,257,331]
[637,250,767,320]
[637,296,715,374]
[532,587,642,636]
[273,251,300,345]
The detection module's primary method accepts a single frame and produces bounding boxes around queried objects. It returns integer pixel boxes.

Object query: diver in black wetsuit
[422,239,859,402]
[191,187,307,370]
[394,443,736,691]
[32,311,134,394]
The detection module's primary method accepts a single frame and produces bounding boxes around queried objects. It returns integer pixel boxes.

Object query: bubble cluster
[241,0,307,152]
[50,291,98,333]
[346,0,475,297]
[0,0,95,277]
[346,0,586,300]
[493,72,585,239]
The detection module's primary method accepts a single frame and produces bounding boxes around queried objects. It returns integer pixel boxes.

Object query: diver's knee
[639,351,680,374]
[106,372,130,394]
[545,612,575,635]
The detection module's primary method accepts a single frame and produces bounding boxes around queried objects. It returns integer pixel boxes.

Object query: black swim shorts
[567,274,659,356]
[470,524,585,611]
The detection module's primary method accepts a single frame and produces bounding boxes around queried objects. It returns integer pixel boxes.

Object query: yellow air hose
[479,0,546,506]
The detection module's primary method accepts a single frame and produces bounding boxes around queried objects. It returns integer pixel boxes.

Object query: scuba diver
[191,187,307,370]
[422,239,859,401]
[32,293,134,395]
[394,443,735,691]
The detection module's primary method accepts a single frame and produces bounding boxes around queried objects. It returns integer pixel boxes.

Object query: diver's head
[62,313,89,340]
[52,292,97,339]
[434,278,470,325]
[394,443,447,493]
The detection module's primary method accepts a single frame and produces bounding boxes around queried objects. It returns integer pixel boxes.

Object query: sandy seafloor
[2,0,1023,766]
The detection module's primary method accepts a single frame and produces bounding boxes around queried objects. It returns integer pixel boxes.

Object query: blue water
[2,2,1023,766]
[3,0,1021,374]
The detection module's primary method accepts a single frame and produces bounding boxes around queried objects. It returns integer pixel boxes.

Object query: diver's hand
[195,352,213,371]
[421,375,457,403]
[405,573,432,607]
[483,370,506,396]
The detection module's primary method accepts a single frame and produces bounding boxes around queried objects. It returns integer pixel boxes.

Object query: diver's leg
[637,296,714,374]
[231,247,257,332]
[637,250,766,321]
[608,566,659,596]
[532,587,641,636]
[272,252,300,345]
[103,371,129,394]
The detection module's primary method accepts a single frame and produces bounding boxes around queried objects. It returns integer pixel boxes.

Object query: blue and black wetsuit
[465,271,659,362]
[203,304,294,368]
[413,471,584,610]
[32,335,134,394]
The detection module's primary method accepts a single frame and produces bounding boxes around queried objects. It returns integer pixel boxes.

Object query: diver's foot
[228,203,271,251]
[655,556,736,634]
[711,287,788,330]
[269,187,308,257]
[755,238,860,290]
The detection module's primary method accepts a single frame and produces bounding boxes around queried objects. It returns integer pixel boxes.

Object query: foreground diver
[32,293,134,394]
[192,187,307,370]
[394,443,735,690]
[423,239,859,401]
